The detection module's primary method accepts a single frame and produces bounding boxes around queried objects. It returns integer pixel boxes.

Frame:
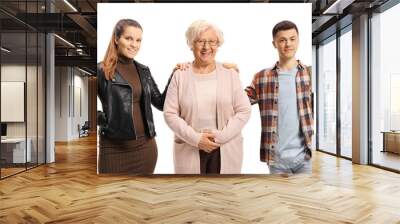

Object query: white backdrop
[98,3,311,174]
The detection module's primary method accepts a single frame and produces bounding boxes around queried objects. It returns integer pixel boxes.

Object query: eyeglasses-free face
[272,28,299,61]
[115,26,143,59]
[192,29,219,65]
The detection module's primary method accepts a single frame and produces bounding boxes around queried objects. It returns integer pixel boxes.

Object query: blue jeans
[269,151,312,175]
[269,160,311,174]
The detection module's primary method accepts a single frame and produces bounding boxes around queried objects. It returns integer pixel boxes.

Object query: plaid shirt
[245,61,314,164]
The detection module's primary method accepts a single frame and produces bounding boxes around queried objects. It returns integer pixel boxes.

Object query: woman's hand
[174,62,191,71]
[222,63,239,73]
[198,133,219,153]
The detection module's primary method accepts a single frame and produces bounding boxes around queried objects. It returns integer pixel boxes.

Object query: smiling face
[272,28,299,61]
[192,28,219,65]
[115,25,142,59]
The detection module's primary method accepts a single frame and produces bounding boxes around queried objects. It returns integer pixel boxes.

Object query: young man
[246,20,313,175]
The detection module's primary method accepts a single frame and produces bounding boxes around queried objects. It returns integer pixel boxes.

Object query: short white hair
[185,20,224,49]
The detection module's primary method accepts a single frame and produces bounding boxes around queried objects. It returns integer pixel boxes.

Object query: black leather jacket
[97,60,171,140]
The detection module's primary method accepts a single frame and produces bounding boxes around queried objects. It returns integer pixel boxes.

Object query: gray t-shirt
[271,67,309,173]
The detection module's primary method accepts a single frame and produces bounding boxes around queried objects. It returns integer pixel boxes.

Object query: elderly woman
[163,20,251,174]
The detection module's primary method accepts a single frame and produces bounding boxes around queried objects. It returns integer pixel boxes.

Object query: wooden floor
[1,167,26,178]
[1,135,400,223]
[1,163,46,178]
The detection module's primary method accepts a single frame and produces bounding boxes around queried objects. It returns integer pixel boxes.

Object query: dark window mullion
[36,0,39,167]
[367,11,373,165]
[316,45,320,151]
[336,27,341,157]
[25,0,28,171]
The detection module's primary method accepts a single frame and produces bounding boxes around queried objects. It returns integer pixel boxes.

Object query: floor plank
[0,135,400,223]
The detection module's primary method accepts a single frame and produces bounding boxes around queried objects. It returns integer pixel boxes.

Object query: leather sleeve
[97,63,107,126]
[145,67,173,111]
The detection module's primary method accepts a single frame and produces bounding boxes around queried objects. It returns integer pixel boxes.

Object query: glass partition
[339,28,352,158]
[317,36,337,155]
[371,3,400,171]
[0,1,46,179]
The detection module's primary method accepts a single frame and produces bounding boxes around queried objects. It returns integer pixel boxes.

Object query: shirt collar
[272,60,306,72]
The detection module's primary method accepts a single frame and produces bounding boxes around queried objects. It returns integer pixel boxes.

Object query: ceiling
[0,0,393,74]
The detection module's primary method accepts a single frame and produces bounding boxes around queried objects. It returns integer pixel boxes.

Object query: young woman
[97,19,170,174]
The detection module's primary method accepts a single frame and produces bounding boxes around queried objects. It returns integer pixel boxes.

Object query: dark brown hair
[272,20,298,39]
[102,19,142,80]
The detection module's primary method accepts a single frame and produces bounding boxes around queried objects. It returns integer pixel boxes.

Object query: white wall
[55,67,89,141]
[55,66,68,141]
[72,72,89,138]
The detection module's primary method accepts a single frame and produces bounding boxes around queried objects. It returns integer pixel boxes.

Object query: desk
[382,131,400,154]
[1,138,31,163]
